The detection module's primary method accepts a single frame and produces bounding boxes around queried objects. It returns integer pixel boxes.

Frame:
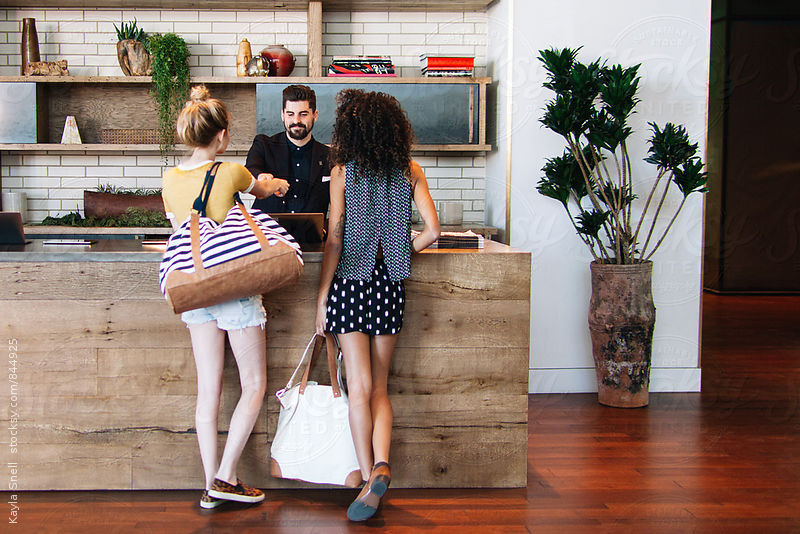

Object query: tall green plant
[536,47,708,264]
[148,33,190,163]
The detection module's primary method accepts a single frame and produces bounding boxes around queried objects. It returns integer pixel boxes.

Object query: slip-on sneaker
[208,478,265,504]
[199,490,225,509]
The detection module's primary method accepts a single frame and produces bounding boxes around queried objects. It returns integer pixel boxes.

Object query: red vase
[260,45,295,77]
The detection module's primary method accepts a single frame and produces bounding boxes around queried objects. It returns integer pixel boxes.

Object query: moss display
[40,207,171,228]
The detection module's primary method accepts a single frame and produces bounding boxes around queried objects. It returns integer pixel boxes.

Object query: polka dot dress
[326,258,405,336]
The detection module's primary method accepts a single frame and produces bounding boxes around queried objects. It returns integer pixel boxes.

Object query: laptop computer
[0,212,31,246]
[269,212,325,243]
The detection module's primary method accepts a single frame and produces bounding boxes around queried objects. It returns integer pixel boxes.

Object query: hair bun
[190,85,210,102]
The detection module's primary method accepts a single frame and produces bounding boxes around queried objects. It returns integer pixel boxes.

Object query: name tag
[322,176,331,182]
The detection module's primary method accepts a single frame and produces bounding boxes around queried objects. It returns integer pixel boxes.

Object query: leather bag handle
[235,193,271,252]
[279,333,343,399]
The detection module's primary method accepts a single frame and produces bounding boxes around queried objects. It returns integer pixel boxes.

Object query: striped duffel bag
[159,162,304,314]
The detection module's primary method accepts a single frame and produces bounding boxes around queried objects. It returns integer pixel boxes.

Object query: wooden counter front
[0,241,530,489]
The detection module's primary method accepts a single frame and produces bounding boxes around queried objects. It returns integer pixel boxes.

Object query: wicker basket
[101,128,160,144]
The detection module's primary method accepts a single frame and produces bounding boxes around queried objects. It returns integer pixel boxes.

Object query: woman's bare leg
[338,331,374,481]
[214,325,267,484]
[369,334,398,465]
[188,321,226,490]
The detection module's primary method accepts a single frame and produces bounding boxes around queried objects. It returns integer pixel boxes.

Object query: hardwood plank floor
[3,293,799,533]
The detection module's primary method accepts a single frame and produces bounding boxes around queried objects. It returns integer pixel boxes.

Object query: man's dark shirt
[246,132,331,214]
[286,140,312,213]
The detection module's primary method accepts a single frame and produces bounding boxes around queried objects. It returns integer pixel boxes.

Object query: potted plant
[536,47,708,408]
[148,33,190,162]
[114,19,151,76]
[83,185,164,218]
[40,208,171,229]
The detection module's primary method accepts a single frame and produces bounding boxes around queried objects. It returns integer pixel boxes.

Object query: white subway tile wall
[0,8,488,223]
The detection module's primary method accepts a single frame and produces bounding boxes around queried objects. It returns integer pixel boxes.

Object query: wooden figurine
[60,116,82,144]
[24,59,69,76]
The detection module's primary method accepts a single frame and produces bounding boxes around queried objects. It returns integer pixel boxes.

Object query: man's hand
[256,173,289,198]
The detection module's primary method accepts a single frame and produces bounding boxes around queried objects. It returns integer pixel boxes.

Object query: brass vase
[21,18,40,75]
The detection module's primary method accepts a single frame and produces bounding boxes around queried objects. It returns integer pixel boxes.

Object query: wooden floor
[4,293,800,533]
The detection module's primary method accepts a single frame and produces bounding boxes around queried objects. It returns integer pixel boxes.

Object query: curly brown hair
[329,89,414,178]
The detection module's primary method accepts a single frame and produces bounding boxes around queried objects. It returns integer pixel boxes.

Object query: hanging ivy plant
[148,33,190,163]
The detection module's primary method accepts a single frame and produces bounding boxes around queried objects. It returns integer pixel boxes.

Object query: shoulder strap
[192,161,223,217]
[277,333,344,398]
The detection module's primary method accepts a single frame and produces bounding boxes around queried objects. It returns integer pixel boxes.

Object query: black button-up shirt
[287,140,312,213]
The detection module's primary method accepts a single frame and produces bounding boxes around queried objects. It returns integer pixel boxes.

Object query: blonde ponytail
[176,85,230,147]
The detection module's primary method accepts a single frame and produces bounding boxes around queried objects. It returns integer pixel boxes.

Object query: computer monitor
[269,212,325,243]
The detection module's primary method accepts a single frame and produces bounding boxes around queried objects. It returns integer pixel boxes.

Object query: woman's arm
[249,172,289,199]
[409,160,440,252]
[315,164,346,335]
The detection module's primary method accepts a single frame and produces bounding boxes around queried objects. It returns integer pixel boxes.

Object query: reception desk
[0,238,530,490]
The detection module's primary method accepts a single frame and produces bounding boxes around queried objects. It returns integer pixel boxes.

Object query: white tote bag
[269,334,362,487]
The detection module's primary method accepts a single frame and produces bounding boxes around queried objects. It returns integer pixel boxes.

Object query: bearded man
[246,85,331,230]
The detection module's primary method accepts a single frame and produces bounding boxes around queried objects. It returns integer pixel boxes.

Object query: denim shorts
[180,295,266,331]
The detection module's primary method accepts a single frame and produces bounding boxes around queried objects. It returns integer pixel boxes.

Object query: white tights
[189,321,267,489]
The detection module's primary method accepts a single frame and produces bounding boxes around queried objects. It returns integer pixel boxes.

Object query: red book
[328,73,397,77]
[420,55,475,69]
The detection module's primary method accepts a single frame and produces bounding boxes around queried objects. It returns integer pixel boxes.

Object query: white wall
[487,0,711,393]
[0,8,487,223]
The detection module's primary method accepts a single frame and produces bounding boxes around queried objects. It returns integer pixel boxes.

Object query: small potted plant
[536,47,708,408]
[114,19,151,76]
[147,33,190,162]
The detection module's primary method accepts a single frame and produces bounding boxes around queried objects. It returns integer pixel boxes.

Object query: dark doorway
[705,0,800,292]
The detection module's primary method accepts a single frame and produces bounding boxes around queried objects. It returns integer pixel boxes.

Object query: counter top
[0,238,519,262]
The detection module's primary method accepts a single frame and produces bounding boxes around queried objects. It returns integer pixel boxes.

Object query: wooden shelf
[0,143,491,153]
[24,226,172,236]
[0,0,495,11]
[0,75,491,85]
[0,75,491,151]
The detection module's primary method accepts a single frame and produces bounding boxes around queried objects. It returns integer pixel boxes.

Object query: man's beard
[286,122,312,140]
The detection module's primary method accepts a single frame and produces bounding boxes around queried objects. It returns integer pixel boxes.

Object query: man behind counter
[246,84,331,242]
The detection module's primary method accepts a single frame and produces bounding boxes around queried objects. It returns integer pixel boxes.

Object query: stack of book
[328,56,396,77]
[414,230,485,249]
[420,54,475,77]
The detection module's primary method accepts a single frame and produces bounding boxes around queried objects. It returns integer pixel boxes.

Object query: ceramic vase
[261,45,296,76]
[587,260,656,408]
[237,39,253,77]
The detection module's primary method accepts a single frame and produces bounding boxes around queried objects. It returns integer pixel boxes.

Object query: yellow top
[161,161,255,224]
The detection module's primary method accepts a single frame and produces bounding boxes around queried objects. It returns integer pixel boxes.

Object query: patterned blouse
[334,161,413,282]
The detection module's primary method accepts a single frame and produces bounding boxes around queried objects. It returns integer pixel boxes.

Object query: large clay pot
[84,191,164,218]
[588,261,656,408]
[116,39,152,76]
[261,45,296,76]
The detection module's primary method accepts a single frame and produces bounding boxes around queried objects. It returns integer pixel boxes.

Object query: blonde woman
[161,85,289,509]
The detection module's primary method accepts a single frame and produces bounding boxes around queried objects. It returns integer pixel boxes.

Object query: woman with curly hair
[315,89,440,521]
